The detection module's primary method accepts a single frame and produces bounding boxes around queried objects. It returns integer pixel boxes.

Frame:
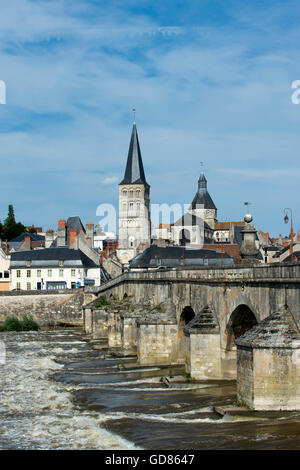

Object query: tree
[4,205,16,227]
[1,205,26,241]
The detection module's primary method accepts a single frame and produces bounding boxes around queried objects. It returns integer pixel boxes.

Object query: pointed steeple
[120,123,148,185]
[190,170,216,210]
[198,171,207,192]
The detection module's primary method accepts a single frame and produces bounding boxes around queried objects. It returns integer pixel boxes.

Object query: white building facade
[10,247,101,291]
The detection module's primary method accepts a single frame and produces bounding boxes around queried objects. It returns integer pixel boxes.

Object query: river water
[1,328,300,450]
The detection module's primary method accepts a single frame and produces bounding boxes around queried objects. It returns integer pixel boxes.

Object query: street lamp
[283,208,295,262]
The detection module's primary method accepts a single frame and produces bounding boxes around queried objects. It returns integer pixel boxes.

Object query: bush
[20,314,39,331]
[0,324,5,332]
[3,314,39,331]
[4,316,22,331]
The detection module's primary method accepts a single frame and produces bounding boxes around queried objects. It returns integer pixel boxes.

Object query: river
[1,328,300,450]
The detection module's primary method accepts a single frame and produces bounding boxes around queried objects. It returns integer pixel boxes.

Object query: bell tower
[117,120,151,264]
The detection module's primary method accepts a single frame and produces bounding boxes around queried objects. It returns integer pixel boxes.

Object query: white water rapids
[0,330,139,450]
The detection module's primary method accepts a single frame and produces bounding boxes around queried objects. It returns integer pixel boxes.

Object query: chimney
[69,229,78,248]
[265,232,269,244]
[57,219,66,247]
[45,229,55,248]
[86,222,94,249]
[20,236,31,251]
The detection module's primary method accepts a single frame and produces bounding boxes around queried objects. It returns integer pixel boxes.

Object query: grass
[184,372,195,383]
[232,400,251,409]
[94,296,110,308]
[2,315,39,332]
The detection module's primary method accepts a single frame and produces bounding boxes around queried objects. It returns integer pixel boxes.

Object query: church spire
[190,169,216,210]
[120,122,148,185]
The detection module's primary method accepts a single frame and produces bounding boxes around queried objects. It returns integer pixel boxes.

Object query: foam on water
[0,331,139,450]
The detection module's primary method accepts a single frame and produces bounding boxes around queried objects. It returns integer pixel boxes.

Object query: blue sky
[0,0,299,237]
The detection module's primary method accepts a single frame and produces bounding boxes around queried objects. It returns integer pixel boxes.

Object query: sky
[0,0,299,237]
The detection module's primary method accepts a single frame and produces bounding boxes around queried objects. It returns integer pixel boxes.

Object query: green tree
[2,205,26,241]
[4,205,16,226]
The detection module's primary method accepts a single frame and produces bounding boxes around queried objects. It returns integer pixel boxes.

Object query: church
[116,121,240,265]
[116,121,151,264]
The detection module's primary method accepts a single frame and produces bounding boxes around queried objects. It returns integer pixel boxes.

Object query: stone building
[48,217,99,265]
[117,122,151,264]
[170,170,216,247]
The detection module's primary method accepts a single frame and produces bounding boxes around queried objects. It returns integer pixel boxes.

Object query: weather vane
[133,108,136,124]
[200,161,204,172]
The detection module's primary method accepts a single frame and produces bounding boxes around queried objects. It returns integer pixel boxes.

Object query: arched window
[136,189,141,198]
[129,236,135,247]
[129,189,134,198]
[122,190,127,196]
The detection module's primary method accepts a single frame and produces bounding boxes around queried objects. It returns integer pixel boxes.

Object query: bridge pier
[137,320,178,365]
[184,306,222,379]
[236,306,300,410]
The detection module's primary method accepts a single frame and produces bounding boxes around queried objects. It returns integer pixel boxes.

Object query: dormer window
[26,260,31,267]
[59,260,64,266]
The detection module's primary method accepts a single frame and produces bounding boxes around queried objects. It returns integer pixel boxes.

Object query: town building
[8,233,45,251]
[129,245,234,270]
[0,241,10,291]
[10,247,102,291]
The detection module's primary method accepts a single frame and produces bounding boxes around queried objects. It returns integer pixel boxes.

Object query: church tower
[117,121,151,264]
[189,170,217,229]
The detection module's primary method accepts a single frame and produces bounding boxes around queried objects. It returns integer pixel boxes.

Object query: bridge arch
[225,304,258,350]
[223,303,258,378]
[177,306,195,363]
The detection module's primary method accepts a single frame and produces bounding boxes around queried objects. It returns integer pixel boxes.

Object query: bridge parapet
[85,263,300,296]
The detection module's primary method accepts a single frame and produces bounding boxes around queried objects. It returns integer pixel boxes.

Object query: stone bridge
[84,263,300,384]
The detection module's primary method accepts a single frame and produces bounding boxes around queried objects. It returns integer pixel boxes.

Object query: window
[27,270,31,278]
[129,202,134,209]
[48,269,52,277]
[71,269,76,277]
[37,270,41,278]
[16,282,21,290]
[4,271,9,279]
[17,270,21,278]
[129,190,134,198]
[59,260,64,267]
[136,189,140,198]
[26,260,31,267]
[59,269,64,278]
[122,190,127,196]
[27,282,31,291]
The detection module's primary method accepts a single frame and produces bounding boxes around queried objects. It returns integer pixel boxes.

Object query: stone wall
[0,289,85,326]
